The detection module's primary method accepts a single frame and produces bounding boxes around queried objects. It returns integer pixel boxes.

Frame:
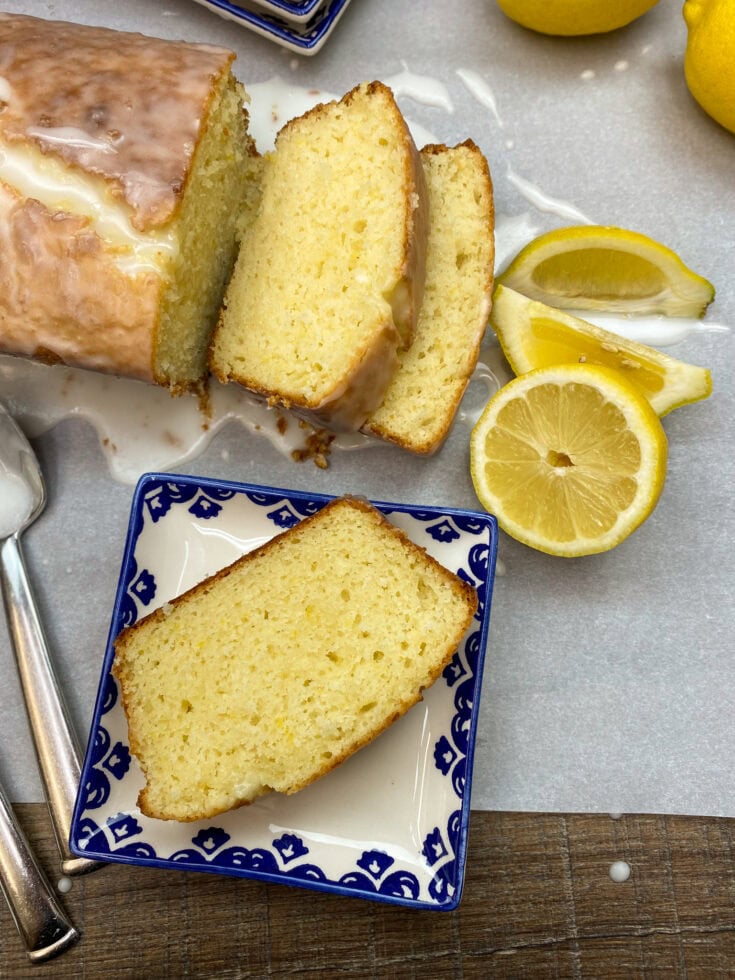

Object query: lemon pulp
[470,364,668,557]
[490,285,712,416]
[498,226,715,317]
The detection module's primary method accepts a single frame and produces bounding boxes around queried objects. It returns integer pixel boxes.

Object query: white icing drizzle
[381,64,454,113]
[0,141,178,274]
[494,212,542,274]
[506,166,595,225]
[0,76,12,104]
[25,125,117,154]
[570,312,731,347]
[456,68,504,128]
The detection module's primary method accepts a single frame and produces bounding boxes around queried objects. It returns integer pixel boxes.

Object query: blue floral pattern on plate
[71,475,497,910]
[191,0,353,54]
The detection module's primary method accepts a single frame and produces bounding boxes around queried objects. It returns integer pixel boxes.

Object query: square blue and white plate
[217,0,329,26]
[71,475,498,910]
[191,0,353,54]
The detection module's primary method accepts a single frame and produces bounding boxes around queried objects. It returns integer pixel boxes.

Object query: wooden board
[2,806,734,977]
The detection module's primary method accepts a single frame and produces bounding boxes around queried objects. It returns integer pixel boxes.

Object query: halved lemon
[491,285,712,416]
[497,226,715,317]
[470,363,668,557]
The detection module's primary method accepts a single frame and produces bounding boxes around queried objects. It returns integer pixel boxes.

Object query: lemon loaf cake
[0,13,260,394]
[113,496,477,822]
[210,81,428,431]
[364,141,495,453]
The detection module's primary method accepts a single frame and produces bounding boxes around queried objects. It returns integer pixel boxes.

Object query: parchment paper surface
[1,0,733,815]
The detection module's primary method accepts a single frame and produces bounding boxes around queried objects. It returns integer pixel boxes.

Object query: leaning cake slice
[210,82,428,431]
[364,141,495,453]
[113,497,477,822]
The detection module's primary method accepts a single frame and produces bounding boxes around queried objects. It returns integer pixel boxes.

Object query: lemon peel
[470,363,668,557]
[495,0,661,36]
[497,226,715,318]
[490,285,713,416]
[684,0,735,135]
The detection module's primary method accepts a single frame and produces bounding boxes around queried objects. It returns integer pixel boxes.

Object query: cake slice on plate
[113,496,477,822]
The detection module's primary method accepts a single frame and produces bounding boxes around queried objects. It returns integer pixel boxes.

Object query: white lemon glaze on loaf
[113,496,477,823]
[0,14,260,393]
[364,141,495,453]
[209,81,429,431]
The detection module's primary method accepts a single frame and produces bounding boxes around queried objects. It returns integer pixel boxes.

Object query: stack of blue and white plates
[191,0,354,54]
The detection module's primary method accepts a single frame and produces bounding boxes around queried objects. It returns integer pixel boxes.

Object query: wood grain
[2,806,734,978]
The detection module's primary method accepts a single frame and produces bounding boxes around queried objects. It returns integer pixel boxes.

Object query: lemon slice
[470,363,668,557]
[498,226,715,317]
[491,285,712,416]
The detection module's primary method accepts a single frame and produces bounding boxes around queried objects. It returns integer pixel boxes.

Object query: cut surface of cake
[113,497,477,823]
[0,13,260,394]
[210,81,428,431]
[364,141,495,453]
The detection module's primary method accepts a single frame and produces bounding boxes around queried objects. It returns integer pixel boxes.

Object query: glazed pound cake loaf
[210,82,428,431]
[0,14,261,394]
[364,141,495,453]
[113,497,477,822]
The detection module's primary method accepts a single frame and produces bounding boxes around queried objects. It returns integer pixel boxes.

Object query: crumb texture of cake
[0,13,259,393]
[210,81,428,431]
[364,141,495,453]
[113,497,477,823]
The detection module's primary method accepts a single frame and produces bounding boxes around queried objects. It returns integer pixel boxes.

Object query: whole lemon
[495,0,660,36]
[683,0,735,134]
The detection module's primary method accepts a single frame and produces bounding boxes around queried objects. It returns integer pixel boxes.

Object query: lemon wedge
[470,363,668,557]
[497,226,715,317]
[490,285,712,416]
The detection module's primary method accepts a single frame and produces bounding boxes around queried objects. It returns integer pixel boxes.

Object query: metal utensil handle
[0,535,103,876]
[0,777,79,962]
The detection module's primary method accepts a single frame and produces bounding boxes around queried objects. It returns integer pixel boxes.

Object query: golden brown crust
[0,13,235,231]
[0,182,162,380]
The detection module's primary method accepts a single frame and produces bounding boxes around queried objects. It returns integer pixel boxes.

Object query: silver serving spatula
[0,401,102,876]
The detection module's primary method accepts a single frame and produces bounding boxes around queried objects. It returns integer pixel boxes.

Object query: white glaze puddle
[0,356,308,484]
